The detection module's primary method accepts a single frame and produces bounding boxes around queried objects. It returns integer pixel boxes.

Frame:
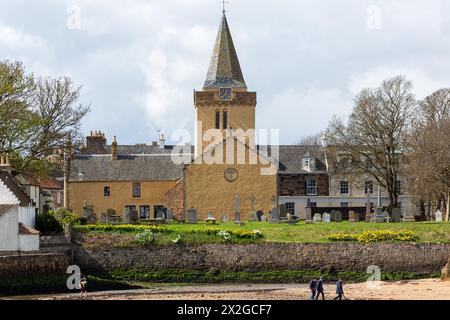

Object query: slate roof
[276,145,327,174]
[204,13,247,89]
[69,152,191,182]
[0,172,33,206]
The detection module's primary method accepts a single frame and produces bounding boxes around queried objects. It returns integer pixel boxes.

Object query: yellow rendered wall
[68,180,177,218]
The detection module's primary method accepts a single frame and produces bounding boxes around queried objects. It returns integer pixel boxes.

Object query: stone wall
[73,242,450,274]
[0,253,68,277]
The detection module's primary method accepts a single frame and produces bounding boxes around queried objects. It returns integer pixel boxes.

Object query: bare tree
[296,133,322,146]
[326,76,415,208]
[406,88,450,221]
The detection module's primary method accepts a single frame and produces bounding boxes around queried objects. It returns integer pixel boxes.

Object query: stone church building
[66,13,417,221]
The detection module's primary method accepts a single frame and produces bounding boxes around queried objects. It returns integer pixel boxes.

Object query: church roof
[204,13,247,89]
[69,146,193,182]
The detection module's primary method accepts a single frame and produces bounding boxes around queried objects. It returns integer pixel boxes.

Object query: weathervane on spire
[220,0,229,14]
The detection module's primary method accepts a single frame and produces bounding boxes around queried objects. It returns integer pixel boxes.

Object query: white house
[0,159,39,252]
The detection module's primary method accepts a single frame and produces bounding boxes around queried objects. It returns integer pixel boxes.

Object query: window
[215,110,220,129]
[285,202,295,215]
[140,206,150,219]
[341,202,349,208]
[104,186,111,197]
[365,181,373,194]
[310,202,317,208]
[306,179,317,195]
[125,205,136,215]
[223,110,228,129]
[340,181,349,195]
[132,182,141,198]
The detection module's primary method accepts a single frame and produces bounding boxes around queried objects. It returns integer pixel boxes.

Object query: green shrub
[50,209,79,226]
[136,230,155,246]
[35,212,63,235]
[328,230,419,243]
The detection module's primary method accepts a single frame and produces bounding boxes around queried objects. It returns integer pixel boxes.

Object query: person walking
[309,278,317,300]
[315,277,325,300]
[333,279,344,300]
[80,275,88,299]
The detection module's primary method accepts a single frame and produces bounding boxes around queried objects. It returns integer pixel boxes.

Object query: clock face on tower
[219,88,232,101]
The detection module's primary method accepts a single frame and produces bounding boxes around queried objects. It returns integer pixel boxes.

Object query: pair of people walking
[309,277,345,300]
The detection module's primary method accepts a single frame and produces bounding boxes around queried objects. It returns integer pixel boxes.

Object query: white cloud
[0,22,45,49]
[349,67,449,99]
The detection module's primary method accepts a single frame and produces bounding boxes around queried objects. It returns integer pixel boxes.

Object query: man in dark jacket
[315,277,325,300]
[309,278,317,300]
[333,279,344,300]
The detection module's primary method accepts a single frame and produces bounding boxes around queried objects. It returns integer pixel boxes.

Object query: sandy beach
[7,278,449,301]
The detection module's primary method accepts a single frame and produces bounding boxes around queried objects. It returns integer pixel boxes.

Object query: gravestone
[270,207,279,223]
[365,213,373,222]
[129,209,139,223]
[100,213,107,224]
[279,204,287,220]
[374,207,385,223]
[221,213,228,223]
[206,212,217,224]
[313,213,322,223]
[383,210,391,223]
[248,194,258,221]
[390,207,401,223]
[436,210,443,222]
[322,212,331,223]
[256,211,263,222]
[166,208,174,222]
[335,211,343,222]
[234,212,241,224]
[106,209,116,223]
[83,203,97,224]
[305,207,313,224]
[330,210,337,222]
[187,208,197,224]
[156,210,165,220]
[349,210,359,222]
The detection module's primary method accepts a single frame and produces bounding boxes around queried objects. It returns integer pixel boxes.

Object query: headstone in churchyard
[365,213,373,222]
[305,207,313,224]
[436,210,443,222]
[335,211,343,222]
[167,208,174,222]
[256,211,263,222]
[375,207,385,223]
[156,210,165,220]
[107,209,116,223]
[83,202,97,224]
[390,207,401,223]
[221,213,228,223]
[206,212,217,224]
[270,207,279,222]
[313,213,322,223]
[100,213,107,224]
[233,193,240,223]
[248,194,258,221]
[349,210,359,222]
[383,210,391,223]
[234,212,241,224]
[187,208,198,224]
[330,210,337,222]
[124,207,131,223]
[129,209,139,223]
[322,212,331,223]
[279,204,287,220]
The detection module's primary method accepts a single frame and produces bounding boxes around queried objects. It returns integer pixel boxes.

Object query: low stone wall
[73,243,450,274]
[0,252,69,278]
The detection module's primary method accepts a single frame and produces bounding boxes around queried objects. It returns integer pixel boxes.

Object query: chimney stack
[112,136,118,160]
[0,153,12,174]
[86,130,107,153]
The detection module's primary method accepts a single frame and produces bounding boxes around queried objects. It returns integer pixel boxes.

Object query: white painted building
[0,165,39,252]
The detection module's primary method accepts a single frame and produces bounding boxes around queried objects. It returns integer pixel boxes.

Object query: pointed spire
[204,13,246,89]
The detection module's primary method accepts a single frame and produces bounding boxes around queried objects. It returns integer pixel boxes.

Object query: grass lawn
[74,221,450,244]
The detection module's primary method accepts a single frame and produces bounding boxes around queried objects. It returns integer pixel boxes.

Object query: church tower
[194,12,257,158]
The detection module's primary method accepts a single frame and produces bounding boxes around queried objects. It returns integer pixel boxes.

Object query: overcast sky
[1,0,449,145]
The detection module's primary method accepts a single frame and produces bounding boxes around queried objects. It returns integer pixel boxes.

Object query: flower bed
[86,224,168,233]
[328,230,419,243]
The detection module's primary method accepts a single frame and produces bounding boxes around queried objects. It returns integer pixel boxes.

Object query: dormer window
[302,152,315,172]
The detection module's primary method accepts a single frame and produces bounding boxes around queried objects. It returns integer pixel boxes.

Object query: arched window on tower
[223,110,228,129]
[215,110,220,129]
